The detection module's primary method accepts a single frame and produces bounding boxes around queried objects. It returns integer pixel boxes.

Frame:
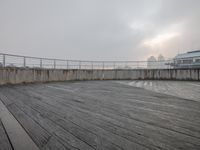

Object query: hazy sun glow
[144,32,179,47]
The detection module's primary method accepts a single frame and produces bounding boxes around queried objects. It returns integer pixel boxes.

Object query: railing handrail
[0,53,173,63]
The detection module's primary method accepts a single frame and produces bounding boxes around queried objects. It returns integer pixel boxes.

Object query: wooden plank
[42,137,70,150]
[30,102,147,150]
[0,100,40,150]
[6,103,50,149]
[14,102,96,150]
[0,91,14,106]
[0,119,12,150]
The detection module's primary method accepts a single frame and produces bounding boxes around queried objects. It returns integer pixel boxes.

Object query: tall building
[157,54,166,68]
[158,54,165,61]
[147,56,157,69]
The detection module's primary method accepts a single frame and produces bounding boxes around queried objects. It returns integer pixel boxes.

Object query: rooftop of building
[175,50,200,59]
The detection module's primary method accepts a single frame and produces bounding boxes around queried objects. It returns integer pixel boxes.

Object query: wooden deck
[0,81,200,150]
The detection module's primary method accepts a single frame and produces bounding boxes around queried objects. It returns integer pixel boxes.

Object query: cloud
[144,32,180,47]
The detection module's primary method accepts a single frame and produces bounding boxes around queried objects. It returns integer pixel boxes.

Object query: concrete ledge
[0,67,199,85]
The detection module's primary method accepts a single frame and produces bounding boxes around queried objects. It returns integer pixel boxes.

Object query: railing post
[54,59,56,69]
[67,60,69,69]
[79,61,81,70]
[173,59,175,69]
[23,57,26,67]
[3,54,5,67]
[40,59,42,68]
[91,61,93,70]
[102,62,104,70]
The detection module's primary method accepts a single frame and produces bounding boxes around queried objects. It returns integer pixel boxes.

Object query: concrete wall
[0,67,199,85]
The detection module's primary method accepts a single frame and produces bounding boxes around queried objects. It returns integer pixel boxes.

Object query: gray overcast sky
[0,0,200,60]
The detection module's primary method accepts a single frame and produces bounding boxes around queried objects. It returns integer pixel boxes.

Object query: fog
[0,0,200,60]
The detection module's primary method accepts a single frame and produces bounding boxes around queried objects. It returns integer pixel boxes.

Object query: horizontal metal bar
[0,53,175,63]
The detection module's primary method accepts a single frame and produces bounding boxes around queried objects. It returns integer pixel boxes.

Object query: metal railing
[0,53,199,70]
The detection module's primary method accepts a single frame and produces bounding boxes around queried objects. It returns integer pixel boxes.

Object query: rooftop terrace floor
[0,81,200,150]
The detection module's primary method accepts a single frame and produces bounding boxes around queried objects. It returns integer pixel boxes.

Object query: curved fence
[0,53,173,69]
[0,53,199,69]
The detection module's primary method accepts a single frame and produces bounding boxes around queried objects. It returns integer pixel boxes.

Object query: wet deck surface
[119,80,200,102]
[0,81,200,150]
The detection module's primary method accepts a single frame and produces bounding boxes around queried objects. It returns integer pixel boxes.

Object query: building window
[182,59,193,64]
[195,59,200,63]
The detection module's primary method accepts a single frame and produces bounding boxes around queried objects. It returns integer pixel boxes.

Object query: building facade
[174,50,200,68]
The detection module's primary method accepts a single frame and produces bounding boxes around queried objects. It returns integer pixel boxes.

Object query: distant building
[157,54,166,68]
[158,54,165,61]
[147,54,167,69]
[147,56,157,69]
[174,50,200,68]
